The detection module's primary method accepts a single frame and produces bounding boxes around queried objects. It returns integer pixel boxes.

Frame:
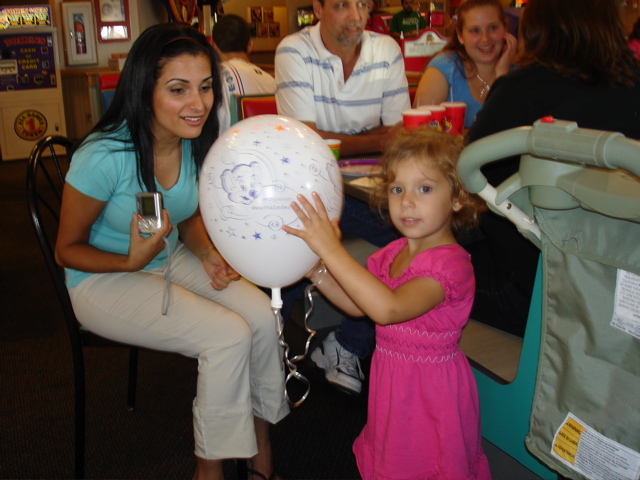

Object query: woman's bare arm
[55,184,172,272]
[413,67,449,108]
[177,209,240,290]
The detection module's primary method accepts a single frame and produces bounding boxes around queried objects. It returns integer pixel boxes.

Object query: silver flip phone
[136,192,163,234]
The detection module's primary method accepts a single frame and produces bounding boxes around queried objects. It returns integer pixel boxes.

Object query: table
[339,154,382,202]
[342,177,373,203]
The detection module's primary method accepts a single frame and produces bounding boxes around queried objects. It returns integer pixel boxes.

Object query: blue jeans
[340,196,400,248]
[332,196,400,359]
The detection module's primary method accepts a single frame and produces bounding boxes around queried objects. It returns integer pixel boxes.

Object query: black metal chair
[26,135,247,479]
[26,135,139,478]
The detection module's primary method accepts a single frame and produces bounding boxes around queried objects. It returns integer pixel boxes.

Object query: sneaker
[311,332,364,395]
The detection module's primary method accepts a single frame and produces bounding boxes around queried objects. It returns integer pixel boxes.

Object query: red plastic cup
[402,109,433,131]
[441,101,467,135]
[418,105,446,132]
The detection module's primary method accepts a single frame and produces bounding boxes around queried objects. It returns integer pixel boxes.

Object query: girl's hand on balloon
[283,192,342,259]
[202,247,241,290]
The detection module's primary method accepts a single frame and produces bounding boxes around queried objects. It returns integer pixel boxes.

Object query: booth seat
[97,73,121,115]
[400,28,448,73]
[409,85,418,105]
[229,94,277,125]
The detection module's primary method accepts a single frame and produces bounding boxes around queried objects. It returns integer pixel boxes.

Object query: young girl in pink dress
[283,129,491,480]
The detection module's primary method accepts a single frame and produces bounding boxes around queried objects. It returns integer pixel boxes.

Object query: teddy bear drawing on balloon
[213,147,341,232]
[221,161,263,206]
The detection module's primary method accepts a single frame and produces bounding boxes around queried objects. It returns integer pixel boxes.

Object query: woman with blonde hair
[55,23,289,480]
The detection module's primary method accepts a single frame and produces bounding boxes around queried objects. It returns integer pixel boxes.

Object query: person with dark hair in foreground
[55,23,288,480]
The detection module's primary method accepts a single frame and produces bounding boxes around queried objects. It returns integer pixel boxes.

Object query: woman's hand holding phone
[127,209,173,271]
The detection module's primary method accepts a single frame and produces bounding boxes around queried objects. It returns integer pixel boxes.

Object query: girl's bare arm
[284,193,445,325]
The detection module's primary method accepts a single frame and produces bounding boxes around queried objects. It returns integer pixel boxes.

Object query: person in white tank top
[214,14,276,133]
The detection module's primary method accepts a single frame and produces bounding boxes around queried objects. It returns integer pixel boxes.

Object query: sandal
[247,467,281,480]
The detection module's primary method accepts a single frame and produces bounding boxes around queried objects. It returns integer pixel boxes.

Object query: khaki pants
[69,243,289,459]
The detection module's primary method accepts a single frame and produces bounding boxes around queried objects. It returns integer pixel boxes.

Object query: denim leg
[333,197,398,359]
[340,196,399,248]
[334,316,376,359]
[279,279,309,323]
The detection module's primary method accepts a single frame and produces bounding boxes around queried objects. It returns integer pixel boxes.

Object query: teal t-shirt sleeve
[66,138,122,201]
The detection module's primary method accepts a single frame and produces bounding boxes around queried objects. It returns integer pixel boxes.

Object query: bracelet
[200,246,215,260]
[309,261,326,283]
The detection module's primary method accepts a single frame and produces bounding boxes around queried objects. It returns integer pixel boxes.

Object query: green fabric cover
[525,206,640,480]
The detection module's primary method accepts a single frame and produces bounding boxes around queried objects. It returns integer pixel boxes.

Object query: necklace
[475,73,491,99]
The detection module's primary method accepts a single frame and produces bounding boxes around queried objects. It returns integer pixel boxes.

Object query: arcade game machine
[0,5,66,161]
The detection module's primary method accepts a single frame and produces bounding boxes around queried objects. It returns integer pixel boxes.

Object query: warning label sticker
[552,413,640,480]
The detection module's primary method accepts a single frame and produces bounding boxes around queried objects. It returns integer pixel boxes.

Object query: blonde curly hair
[370,129,485,233]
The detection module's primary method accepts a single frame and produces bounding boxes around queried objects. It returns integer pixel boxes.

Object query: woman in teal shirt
[56,24,288,480]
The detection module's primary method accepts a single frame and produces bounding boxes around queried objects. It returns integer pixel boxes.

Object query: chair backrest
[26,136,80,342]
[400,28,448,73]
[97,73,120,115]
[229,94,277,125]
[408,85,418,106]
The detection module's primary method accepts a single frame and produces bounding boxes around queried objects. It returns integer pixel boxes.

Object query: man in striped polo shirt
[275,0,410,157]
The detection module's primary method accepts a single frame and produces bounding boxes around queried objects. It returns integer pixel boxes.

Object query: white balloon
[199,115,343,290]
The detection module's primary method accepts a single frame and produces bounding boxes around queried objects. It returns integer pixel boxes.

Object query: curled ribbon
[274,263,327,407]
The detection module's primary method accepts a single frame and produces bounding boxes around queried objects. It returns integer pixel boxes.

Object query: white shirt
[218,58,276,133]
[274,23,410,135]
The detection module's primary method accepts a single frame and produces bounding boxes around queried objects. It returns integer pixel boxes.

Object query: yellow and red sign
[14,109,47,141]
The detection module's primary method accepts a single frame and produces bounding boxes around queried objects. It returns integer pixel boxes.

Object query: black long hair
[81,23,222,192]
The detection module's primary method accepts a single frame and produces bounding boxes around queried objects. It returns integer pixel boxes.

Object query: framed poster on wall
[93,0,131,42]
[160,0,197,23]
[251,6,263,23]
[61,2,98,65]
[262,7,274,22]
[268,22,280,38]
